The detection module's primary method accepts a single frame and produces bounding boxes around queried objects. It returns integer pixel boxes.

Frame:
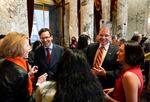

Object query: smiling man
[34,28,64,82]
[86,27,122,89]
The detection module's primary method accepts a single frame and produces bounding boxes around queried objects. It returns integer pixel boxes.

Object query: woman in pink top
[104,40,144,102]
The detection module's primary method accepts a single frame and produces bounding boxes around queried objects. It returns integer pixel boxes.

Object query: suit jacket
[34,44,64,81]
[86,42,122,88]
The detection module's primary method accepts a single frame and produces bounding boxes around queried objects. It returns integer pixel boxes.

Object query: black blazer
[86,43,122,88]
[34,44,64,81]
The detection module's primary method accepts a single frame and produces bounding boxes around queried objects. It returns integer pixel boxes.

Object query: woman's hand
[28,66,38,80]
[103,88,119,102]
[103,88,114,95]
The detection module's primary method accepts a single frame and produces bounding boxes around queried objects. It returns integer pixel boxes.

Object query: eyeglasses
[40,36,51,40]
[99,34,110,37]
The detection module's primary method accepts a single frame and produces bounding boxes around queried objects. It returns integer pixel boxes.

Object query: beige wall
[1,0,150,41]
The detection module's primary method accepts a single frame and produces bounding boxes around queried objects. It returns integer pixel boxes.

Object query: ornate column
[69,0,79,41]
[101,0,111,24]
[116,0,128,39]
[127,0,148,40]
[80,0,94,42]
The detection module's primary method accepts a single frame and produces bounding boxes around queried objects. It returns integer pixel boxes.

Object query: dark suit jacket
[86,42,122,88]
[34,44,64,81]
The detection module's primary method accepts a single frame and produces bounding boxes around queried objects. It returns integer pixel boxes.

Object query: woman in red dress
[104,40,144,102]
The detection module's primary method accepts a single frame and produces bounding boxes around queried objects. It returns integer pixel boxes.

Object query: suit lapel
[102,44,111,66]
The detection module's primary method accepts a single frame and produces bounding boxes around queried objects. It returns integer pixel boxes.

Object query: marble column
[0,0,28,35]
[101,0,111,24]
[80,0,94,42]
[127,0,148,40]
[69,0,79,42]
[116,0,128,39]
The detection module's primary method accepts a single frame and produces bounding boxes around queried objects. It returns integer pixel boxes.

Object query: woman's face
[22,39,31,58]
[117,44,125,64]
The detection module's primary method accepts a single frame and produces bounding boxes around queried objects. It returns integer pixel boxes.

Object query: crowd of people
[0,27,150,102]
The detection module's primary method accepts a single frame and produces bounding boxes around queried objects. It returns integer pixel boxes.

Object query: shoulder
[35,46,44,52]
[109,43,119,50]
[53,44,63,49]
[122,71,140,87]
[87,43,99,49]
[108,44,119,53]
[123,71,136,79]
[0,60,28,81]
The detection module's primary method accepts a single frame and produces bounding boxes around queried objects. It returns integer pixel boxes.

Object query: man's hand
[91,66,106,77]
[36,73,48,86]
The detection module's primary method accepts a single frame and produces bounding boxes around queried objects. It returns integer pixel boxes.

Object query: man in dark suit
[86,27,122,89]
[34,28,64,81]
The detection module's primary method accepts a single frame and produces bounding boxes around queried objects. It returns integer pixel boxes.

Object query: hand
[28,66,38,80]
[92,66,106,76]
[104,92,112,101]
[104,91,119,102]
[103,88,114,95]
[36,73,48,85]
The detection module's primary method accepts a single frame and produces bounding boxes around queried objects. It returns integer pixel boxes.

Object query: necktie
[94,47,104,68]
[46,48,51,63]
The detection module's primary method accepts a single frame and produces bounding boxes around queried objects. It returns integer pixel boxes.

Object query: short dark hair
[32,40,42,51]
[53,48,105,102]
[38,28,52,36]
[124,40,144,66]
[78,34,90,49]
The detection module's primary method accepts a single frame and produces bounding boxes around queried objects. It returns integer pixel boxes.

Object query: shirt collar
[99,43,110,51]
[44,43,53,50]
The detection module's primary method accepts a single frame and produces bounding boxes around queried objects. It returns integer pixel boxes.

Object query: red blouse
[112,66,144,102]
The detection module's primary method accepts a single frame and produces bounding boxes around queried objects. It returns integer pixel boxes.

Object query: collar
[5,56,27,71]
[99,43,110,51]
[44,43,53,50]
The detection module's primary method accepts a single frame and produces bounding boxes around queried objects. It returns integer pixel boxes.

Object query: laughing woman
[104,40,144,102]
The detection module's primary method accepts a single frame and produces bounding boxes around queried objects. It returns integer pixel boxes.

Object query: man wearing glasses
[34,28,64,82]
[86,27,122,89]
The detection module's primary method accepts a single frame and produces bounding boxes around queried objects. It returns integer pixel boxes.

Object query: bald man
[86,27,122,88]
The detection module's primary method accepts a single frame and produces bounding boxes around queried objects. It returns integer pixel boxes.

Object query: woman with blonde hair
[0,32,39,102]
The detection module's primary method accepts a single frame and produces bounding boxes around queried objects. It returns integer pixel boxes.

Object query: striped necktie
[94,47,104,68]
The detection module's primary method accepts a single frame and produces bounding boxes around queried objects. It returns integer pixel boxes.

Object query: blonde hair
[0,32,28,58]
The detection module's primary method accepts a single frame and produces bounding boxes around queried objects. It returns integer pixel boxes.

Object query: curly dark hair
[52,48,105,102]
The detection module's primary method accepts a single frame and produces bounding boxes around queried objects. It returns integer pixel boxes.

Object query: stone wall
[127,0,148,40]
[0,0,28,35]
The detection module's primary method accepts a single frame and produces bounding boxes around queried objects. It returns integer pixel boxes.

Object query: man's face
[97,28,111,46]
[40,31,53,47]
